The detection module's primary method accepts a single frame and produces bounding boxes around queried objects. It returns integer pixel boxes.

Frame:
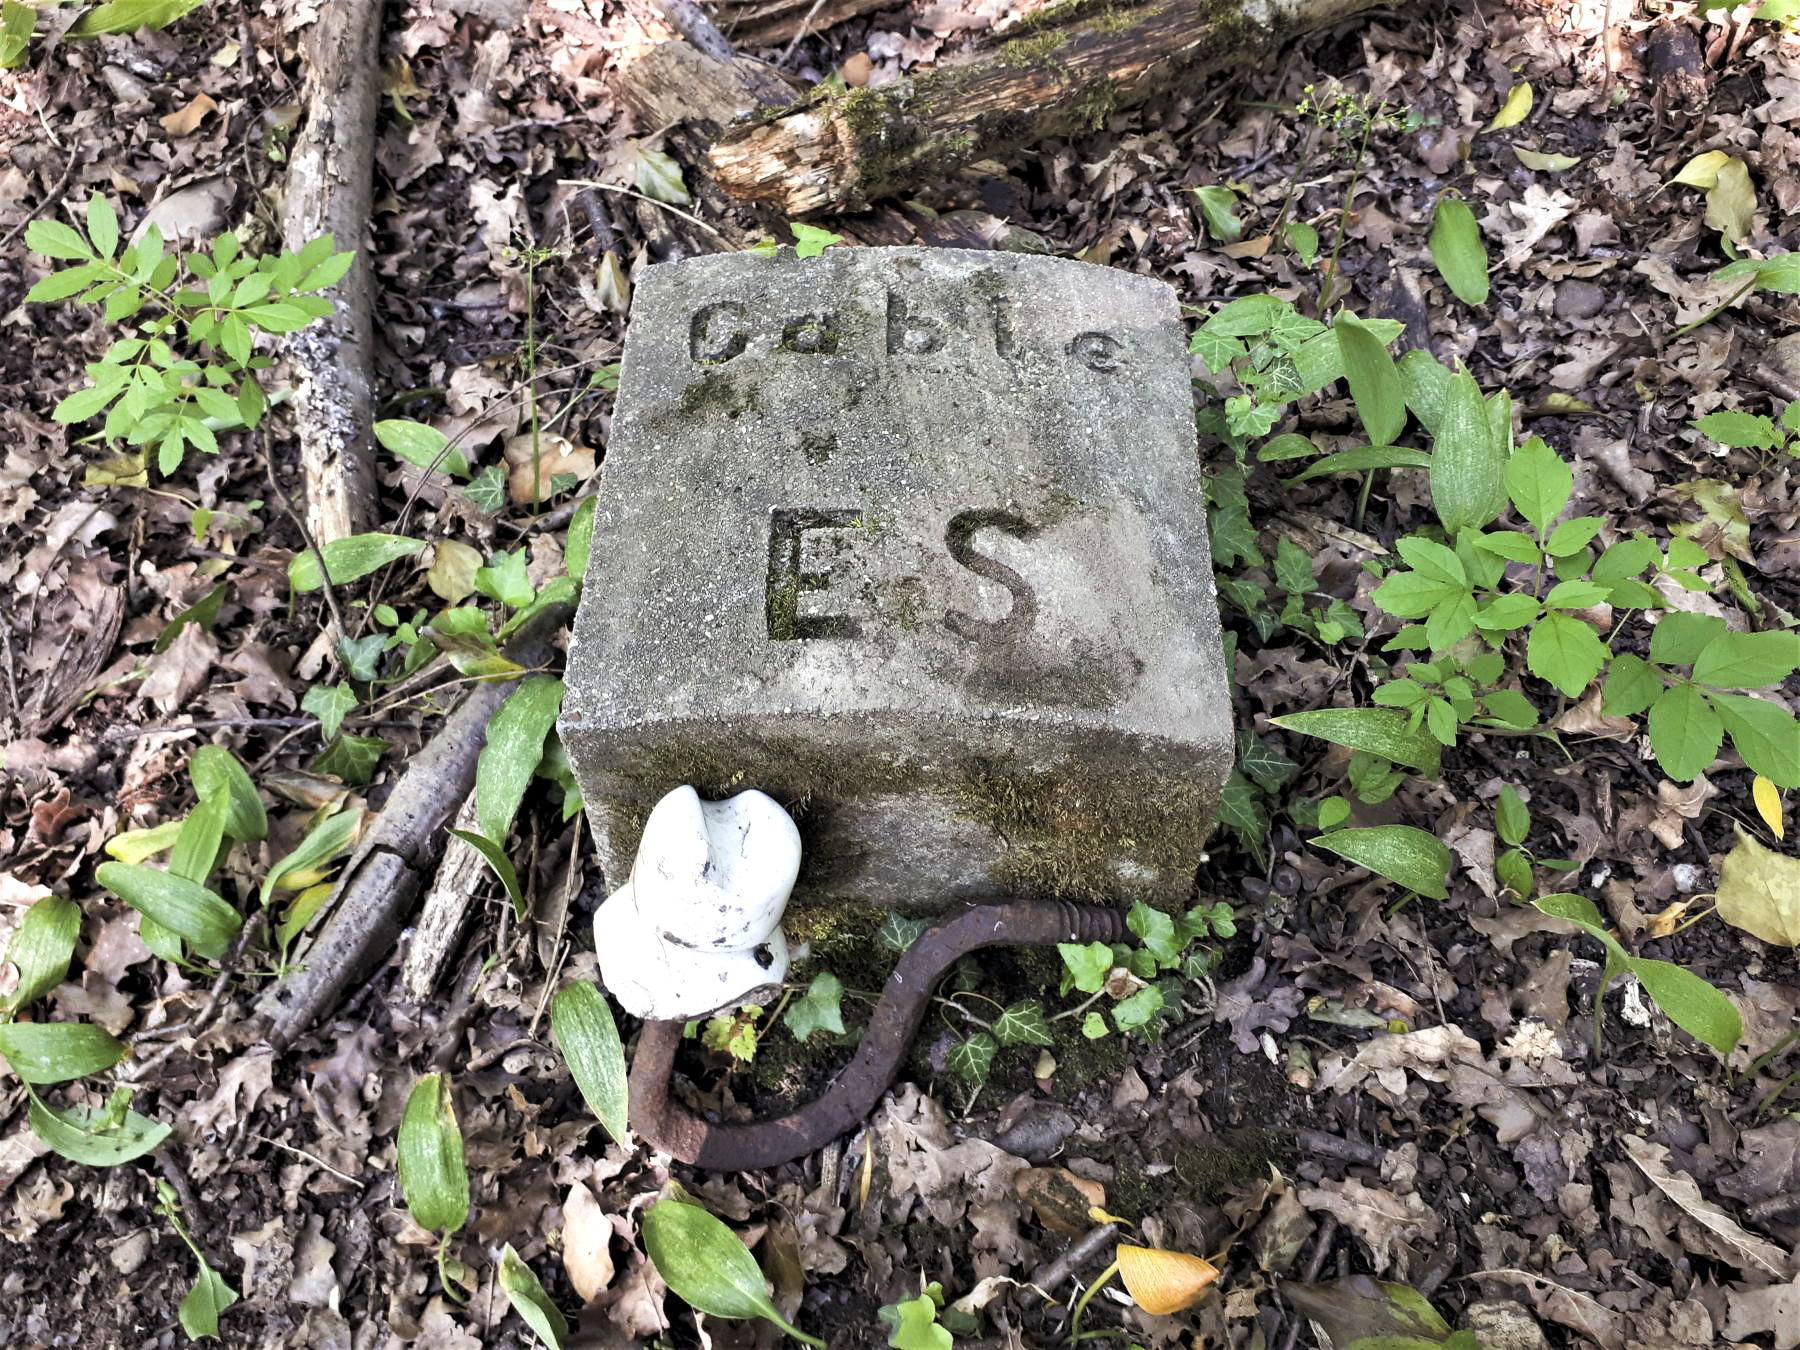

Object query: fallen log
[281,0,383,543]
[710,0,1385,216]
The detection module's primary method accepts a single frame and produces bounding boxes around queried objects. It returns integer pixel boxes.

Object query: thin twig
[123,912,270,1083]
[0,148,77,256]
[780,0,829,64]
[557,179,739,249]
[265,451,348,642]
[248,1133,366,1187]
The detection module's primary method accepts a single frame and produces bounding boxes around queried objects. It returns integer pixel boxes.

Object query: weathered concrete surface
[561,247,1231,910]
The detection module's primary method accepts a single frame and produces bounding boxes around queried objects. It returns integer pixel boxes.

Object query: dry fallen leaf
[1722,1274,1800,1350]
[160,92,219,137]
[1715,829,1800,947]
[1014,1168,1104,1237]
[561,1182,615,1304]
[1622,1136,1793,1279]
[503,432,596,505]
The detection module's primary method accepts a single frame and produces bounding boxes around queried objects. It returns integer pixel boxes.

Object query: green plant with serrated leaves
[26,194,353,476]
[1692,400,1800,470]
[1603,614,1800,786]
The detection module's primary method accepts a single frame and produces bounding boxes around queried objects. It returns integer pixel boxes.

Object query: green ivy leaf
[312,732,386,785]
[302,683,356,740]
[946,1031,997,1085]
[1127,900,1182,969]
[782,971,846,1043]
[789,222,843,258]
[1112,985,1166,1035]
[1192,185,1244,243]
[633,146,691,206]
[178,1258,239,1341]
[464,463,507,513]
[397,1073,469,1235]
[992,999,1054,1048]
[886,1293,953,1350]
[473,550,535,610]
[1058,940,1113,995]
[878,911,929,952]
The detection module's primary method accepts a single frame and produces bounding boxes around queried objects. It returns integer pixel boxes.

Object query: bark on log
[710,0,1385,216]
[281,0,383,544]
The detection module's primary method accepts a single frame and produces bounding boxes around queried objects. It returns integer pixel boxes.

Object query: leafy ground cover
[1,0,1798,1346]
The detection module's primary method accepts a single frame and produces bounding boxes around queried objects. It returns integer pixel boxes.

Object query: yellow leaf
[1089,1207,1132,1226]
[1487,82,1533,130]
[1753,775,1785,841]
[1513,145,1580,171]
[1716,828,1800,947]
[1673,149,1732,190]
[1704,157,1755,244]
[1116,1244,1220,1315]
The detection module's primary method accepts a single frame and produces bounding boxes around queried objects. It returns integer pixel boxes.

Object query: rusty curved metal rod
[629,900,1128,1171]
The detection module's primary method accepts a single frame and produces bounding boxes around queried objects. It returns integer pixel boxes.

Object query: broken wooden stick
[710,0,1385,216]
[281,0,383,543]
[256,606,570,1045]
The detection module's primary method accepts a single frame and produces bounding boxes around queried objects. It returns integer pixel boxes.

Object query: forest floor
[2,0,1799,1346]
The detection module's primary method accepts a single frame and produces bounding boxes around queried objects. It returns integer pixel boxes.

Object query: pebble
[1671,862,1705,893]
[1554,280,1607,320]
[1463,1299,1551,1350]
[993,1104,1078,1162]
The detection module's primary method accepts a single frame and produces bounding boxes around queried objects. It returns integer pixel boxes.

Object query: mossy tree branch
[709,0,1385,217]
